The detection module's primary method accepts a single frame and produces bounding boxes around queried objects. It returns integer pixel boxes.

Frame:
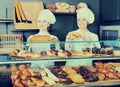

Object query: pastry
[92,47,100,54]
[42,66,59,81]
[11,74,19,80]
[46,4,57,12]
[105,72,119,79]
[76,2,88,9]
[19,64,26,71]
[20,74,28,80]
[68,32,82,39]
[47,49,58,57]
[61,66,77,74]
[87,67,97,73]
[34,79,45,87]
[27,80,36,86]
[17,51,41,58]
[29,35,50,42]
[42,76,56,85]
[29,35,59,42]
[39,69,47,76]
[11,66,18,72]
[69,5,76,13]
[96,73,105,81]
[40,51,47,56]
[67,74,85,84]
[58,49,72,58]
[100,47,114,55]
[55,2,69,9]
[77,66,99,82]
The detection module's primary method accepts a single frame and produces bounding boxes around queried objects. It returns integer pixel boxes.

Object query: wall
[0,0,100,41]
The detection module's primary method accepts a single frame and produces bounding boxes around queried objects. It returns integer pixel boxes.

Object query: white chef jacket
[27,34,60,67]
[65,29,101,66]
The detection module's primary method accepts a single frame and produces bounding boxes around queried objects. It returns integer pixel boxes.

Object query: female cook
[27,9,60,66]
[65,7,100,66]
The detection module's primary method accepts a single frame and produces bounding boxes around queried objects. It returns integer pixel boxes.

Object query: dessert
[58,49,72,58]
[76,2,88,9]
[77,66,99,82]
[67,73,85,84]
[46,4,57,12]
[55,2,69,9]
[47,49,58,57]
[68,32,82,39]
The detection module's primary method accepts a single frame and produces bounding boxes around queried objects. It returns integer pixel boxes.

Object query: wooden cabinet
[100,0,120,21]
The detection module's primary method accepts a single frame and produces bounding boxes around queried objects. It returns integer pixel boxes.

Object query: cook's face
[38,20,50,30]
[77,17,88,29]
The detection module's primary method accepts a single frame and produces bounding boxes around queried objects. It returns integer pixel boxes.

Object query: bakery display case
[0,40,120,87]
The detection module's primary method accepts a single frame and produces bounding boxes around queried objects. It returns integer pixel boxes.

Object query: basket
[0,34,23,54]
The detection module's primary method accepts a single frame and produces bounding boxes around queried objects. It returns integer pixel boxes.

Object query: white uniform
[65,29,100,66]
[27,34,60,67]
[26,9,58,67]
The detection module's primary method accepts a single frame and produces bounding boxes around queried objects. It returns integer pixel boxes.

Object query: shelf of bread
[46,2,88,14]
[9,47,120,61]
[3,62,119,87]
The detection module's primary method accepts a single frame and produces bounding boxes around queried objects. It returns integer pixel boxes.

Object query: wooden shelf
[11,29,39,32]
[53,12,76,15]
[0,18,13,23]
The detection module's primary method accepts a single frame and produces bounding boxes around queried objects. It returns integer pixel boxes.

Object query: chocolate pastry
[104,47,114,55]
[59,78,73,85]
[92,47,100,54]
[82,47,90,52]
[40,51,47,56]
[58,50,72,58]
[47,49,58,56]
[100,47,113,55]
[77,66,99,82]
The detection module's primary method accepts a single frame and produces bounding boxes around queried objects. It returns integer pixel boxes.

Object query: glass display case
[0,40,120,87]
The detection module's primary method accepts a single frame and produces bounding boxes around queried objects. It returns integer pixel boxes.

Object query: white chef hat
[38,9,56,24]
[77,7,95,24]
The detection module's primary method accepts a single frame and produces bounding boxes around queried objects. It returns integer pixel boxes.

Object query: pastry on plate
[58,49,72,58]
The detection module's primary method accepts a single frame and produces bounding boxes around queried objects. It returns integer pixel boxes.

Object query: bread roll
[69,5,76,13]
[68,32,82,39]
[96,73,105,81]
[55,2,69,9]
[19,64,26,71]
[77,2,88,9]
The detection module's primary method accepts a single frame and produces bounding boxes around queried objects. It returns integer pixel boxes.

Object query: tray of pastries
[9,46,120,60]
[10,62,120,87]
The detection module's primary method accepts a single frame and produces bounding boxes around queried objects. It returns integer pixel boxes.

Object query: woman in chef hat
[27,9,60,67]
[65,7,100,66]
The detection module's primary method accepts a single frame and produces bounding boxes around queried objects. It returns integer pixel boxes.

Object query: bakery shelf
[0,18,13,23]
[53,12,76,15]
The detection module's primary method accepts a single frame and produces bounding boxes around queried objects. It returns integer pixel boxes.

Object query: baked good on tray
[58,49,72,58]
[29,35,59,42]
